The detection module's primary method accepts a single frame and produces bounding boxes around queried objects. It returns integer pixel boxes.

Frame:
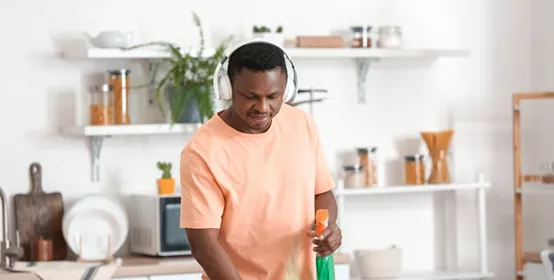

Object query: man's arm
[180,146,242,280]
[306,114,342,256]
[186,229,242,280]
[315,190,338,224]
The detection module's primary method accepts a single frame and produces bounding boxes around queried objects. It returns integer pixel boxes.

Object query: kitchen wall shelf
[511,91,554,280]
[61,46,469,104]
[61,123,201,181]
[62,123,201,136]
[333,182,491,196]
[334,179,492,279]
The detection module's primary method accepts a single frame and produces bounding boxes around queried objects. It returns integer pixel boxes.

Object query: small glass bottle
[350,26,372,48]
[343,165,364,188]
[404,154,426,185]
[89,84,114,126]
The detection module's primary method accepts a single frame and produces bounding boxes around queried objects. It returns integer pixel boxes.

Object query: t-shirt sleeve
[306,114,335,195]
[180,145,224,229]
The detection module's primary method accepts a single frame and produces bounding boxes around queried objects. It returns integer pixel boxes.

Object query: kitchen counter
[0,253,350,279]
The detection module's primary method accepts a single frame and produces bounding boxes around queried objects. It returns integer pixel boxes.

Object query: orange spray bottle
[315,209,335,280]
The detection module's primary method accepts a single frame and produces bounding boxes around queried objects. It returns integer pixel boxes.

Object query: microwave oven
[128,194,192,257]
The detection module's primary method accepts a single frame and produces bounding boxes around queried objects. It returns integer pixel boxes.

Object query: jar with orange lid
[89,84,114,126]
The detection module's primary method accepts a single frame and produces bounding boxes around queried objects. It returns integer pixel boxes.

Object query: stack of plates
[62,195,128,261]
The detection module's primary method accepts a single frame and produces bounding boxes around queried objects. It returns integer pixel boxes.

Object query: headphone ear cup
[283,56,297,103]
[283,75,294,103]
[220,74,233,100]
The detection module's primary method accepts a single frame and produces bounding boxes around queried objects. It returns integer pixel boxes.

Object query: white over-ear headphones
[212,38,298,104]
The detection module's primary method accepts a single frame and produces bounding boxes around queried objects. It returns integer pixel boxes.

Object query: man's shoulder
[278,104,318,132]
[278,104,312,124]
[181,115,224,158]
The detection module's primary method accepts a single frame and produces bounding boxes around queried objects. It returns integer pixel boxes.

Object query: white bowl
[62,195,128,260]
[354,246,402,279]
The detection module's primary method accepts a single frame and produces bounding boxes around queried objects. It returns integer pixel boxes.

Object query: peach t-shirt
[179,104,335,280]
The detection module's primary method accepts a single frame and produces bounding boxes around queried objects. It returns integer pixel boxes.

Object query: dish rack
[76,234,113,262]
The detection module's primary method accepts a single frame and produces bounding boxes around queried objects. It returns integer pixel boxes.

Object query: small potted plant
[157,162,175,195]
[252,25,284,47]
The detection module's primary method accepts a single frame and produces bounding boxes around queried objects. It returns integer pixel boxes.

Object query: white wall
[0,0,533,279]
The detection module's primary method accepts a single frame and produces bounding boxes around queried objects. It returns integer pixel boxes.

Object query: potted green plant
[123,12,232,124]
[156,162,175,194]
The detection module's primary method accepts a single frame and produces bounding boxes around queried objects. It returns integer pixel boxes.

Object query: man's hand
[306,222,342,257]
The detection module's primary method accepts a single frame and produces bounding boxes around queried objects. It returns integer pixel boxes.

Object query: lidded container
[357,147,378,187]
[350,26,372,48]
[404,154,426,185]
[343,165,364,189]
[106,69,131,125]
[377,26,403,49]
[89,84,114,126]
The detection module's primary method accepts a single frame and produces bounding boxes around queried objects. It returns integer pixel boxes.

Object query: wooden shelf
[511,91,554,280]
[334,182,491,196]
[524,251,542,263]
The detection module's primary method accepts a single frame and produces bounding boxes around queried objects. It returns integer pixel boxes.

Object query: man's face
[231,69,286,133]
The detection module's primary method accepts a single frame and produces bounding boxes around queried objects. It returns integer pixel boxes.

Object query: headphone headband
[212,38,298,104]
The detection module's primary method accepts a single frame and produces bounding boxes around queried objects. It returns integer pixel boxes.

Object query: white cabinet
[149,273,203,280]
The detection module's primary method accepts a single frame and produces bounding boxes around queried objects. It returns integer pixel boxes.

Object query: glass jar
[357,147,378,187]
[89,84,114,126]
[404,154,425,185]
[377,26,403,49]
[350,26,372,48]
[106,69,131,125]
[343,165,364,188]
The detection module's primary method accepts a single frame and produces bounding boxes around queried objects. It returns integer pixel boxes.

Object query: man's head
[227,42,288,133]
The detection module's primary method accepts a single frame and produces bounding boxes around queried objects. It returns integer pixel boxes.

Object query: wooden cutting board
[14,163,67,261]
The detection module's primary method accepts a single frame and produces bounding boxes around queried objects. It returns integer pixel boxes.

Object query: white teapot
[84,31,134,49]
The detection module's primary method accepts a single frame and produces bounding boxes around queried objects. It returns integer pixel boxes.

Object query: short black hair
[227,42,287,85]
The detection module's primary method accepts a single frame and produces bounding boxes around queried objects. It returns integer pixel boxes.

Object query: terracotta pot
[157,178,175,195]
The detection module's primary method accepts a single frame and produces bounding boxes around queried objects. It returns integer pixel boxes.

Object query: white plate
[62,195,128,260]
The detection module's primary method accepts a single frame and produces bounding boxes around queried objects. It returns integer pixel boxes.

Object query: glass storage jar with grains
[404,154,425,185]
[89,84,114,126]
[357,147,378,187]
[106,69,131,125]
[343,165,364,189]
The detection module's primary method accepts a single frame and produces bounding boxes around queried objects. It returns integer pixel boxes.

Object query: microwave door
[160,201,191,254]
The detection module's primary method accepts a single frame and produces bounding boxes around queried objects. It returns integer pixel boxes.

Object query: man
[179,41,342,280]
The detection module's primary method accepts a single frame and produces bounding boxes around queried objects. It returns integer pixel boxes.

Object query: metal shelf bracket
[355,58,379,104]
[87,136,105,182]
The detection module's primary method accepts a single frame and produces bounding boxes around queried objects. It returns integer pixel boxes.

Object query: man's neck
[219,107,271,134]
